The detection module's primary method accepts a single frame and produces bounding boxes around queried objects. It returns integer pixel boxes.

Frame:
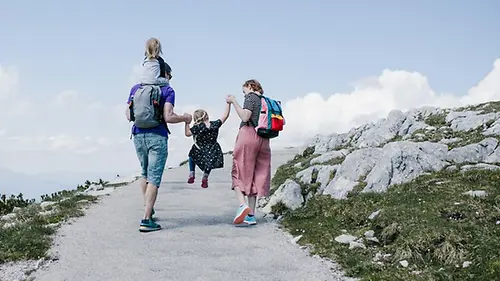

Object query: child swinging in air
[185,102,231,188]
[140,37,171,86]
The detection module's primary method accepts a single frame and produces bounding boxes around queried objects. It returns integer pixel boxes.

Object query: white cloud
[273,58,500,147]
[0,65,19,100]
[0,59,499,178]
[461,59,500,104]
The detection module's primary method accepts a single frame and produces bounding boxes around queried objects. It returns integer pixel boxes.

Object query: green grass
[1,194,35,216]
[346,175,367,198]
[281,169,500,281]
[456,101,500,114]
[271,201,290,216]
[424,113,449,127]
[270,146,319,195]
[321,156,346,166]
[0,194,97,263]
[409,126,498,149]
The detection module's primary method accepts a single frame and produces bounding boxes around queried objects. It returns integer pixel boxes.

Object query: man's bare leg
[144,182,158,219]
[139,177,147,206]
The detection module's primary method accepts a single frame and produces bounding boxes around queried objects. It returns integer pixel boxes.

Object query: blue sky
[1,0,499,105]
[0,0,499,196]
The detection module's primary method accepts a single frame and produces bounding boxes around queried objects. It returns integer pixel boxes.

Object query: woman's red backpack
[253,94,285,139]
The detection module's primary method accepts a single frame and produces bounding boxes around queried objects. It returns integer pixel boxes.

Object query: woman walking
[226,79,271,225]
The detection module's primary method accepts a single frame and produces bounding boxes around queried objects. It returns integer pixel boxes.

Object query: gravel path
[31,149,351,281]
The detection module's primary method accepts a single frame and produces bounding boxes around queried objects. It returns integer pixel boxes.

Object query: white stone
[262,180,304,214]
[373,252,383,262]
[334,234,357,244]
[484,119,500,136]
[310,149,350,165]
[40,201,57,209]
[400,260,409,268]
[439,137,462,144]
[322,148,383,198]
[289,102,500,202]
[2,222,17,229]
[461,163,500,171]
[446,111,498,132]
[349,241,366,249]
[1,213,17,221]
[368,210,381,220]
[463,190,488,198]
[296,165,338,195]
[462,261,472,268]
[324,141,450,198]
[364,230,375,238]
[291,235,303,244]
[363,141,449,194]
[447,138,498,164]
[446,165,458,171]
[39,210,56,217]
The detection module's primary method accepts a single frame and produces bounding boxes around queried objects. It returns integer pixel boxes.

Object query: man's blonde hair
[145,38,163,59]
[193,109,209,124]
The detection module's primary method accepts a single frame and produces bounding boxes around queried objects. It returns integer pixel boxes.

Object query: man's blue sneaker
[233,204,251,225]
[139,219,161,232]
[244,215,257,225]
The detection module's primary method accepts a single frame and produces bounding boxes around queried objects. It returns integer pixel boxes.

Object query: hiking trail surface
[32,148,352,281]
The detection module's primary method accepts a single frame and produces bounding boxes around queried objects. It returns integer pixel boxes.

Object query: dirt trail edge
[32,148,352,281]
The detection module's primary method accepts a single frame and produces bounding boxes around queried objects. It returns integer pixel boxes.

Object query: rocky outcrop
[264,101,500,214]
[262,179,304,214]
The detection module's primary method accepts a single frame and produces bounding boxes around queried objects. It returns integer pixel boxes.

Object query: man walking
[126,63,191,232]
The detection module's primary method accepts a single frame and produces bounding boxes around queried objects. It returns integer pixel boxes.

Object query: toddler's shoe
[201,178,208,188]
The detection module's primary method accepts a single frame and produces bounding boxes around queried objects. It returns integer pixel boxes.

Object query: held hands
[183,113,192,123]
[225,95,236,104]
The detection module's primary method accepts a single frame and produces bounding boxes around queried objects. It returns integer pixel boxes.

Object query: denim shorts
[133,133,168,187]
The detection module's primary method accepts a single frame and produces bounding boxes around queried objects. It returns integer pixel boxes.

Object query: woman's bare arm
[232,101,252,122]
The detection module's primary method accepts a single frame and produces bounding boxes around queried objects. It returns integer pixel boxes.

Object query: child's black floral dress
[188,119,224,172]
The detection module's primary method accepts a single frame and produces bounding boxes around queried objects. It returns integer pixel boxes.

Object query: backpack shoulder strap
[157,56,166,78]
[247,93,263,127]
